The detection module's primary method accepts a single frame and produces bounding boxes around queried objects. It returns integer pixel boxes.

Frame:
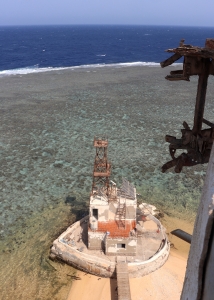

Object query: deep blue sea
[0,25,214,75]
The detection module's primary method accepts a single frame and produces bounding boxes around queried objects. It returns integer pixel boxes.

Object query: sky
[0,0,214,27]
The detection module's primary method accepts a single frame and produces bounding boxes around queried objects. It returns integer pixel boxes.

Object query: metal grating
[120,178,135,200]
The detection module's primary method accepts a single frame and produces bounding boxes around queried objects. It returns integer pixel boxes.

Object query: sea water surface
[1,25,214,74]
[0,25,214,299]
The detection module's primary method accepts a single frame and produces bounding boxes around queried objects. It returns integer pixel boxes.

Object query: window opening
[92,208,98,220]
[117,243,126,248]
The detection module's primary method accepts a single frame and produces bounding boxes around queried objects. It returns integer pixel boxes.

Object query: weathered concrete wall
[88,231,105,250]
[50,217,170,278]
[89,203,109,230]
[51,216,116,277]
[126,204,136,219]
[108,201,136,221]
[109,202,117,220]
[128,239,170,278]
[51,241,116,277]
[63,215,88,237]
[105,237,137,256]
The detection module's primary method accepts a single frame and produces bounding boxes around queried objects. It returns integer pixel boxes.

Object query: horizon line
[0,24,214,28]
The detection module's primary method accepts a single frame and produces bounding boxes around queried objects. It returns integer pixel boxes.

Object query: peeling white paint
[90,195,108,205]
[98,215,108,221]
[88,232,105,239]
[128,240,137,246]
[108,246,117,252]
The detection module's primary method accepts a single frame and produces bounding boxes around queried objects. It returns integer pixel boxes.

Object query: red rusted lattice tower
[92,136,111,195]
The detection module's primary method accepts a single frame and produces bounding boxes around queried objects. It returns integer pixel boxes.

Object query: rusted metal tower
[160,38,214,173]
[92,136,111,195]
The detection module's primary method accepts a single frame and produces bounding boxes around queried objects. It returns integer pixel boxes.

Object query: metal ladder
[116,196,126,228]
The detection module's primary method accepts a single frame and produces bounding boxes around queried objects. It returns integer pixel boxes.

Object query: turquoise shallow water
[0,65,213,299]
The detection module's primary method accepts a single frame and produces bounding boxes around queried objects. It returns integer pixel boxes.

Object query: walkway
[116,257,131,300]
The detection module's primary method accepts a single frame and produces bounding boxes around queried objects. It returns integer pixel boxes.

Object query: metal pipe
[171,229,192,244]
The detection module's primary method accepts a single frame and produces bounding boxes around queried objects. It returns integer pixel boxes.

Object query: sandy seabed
[67,251,186,300]
[0,65,213,299]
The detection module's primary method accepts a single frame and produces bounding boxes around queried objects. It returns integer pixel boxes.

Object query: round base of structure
[50,216,170,278]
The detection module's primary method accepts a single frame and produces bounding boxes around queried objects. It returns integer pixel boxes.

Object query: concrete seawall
[50,216,170,278]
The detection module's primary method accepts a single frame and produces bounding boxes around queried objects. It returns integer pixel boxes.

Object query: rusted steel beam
[166,47,214,60]
[93,171,110,177]
[160,53,182,68]
[160,39,214,172]
[170,70,183,75]
[162,121,214,173]
[165,74,189,81]
[92,137,111,195]
[205,38,214,50]
[203,118,214,128]
[94,139,108,147]
[192,58,210,135]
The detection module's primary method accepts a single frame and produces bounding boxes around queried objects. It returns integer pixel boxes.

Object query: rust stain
[160,38,214,173]
[91,220,136,238]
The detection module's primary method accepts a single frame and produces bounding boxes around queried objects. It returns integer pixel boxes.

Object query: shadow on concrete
[110,278,118,300]
[80,218,88,247]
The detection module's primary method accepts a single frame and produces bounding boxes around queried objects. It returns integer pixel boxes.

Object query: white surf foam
[0,61,182,77]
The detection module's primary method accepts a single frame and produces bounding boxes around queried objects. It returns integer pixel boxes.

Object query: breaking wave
[0,61,175,77]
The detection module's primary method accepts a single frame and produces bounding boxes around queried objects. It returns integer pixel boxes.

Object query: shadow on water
[65,195,89,220]
[65,196,76,204]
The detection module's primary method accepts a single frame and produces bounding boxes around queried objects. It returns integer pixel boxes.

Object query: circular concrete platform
[50,216,170,278]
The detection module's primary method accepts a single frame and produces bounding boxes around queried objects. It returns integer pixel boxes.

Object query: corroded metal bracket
[161,39,214,173]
